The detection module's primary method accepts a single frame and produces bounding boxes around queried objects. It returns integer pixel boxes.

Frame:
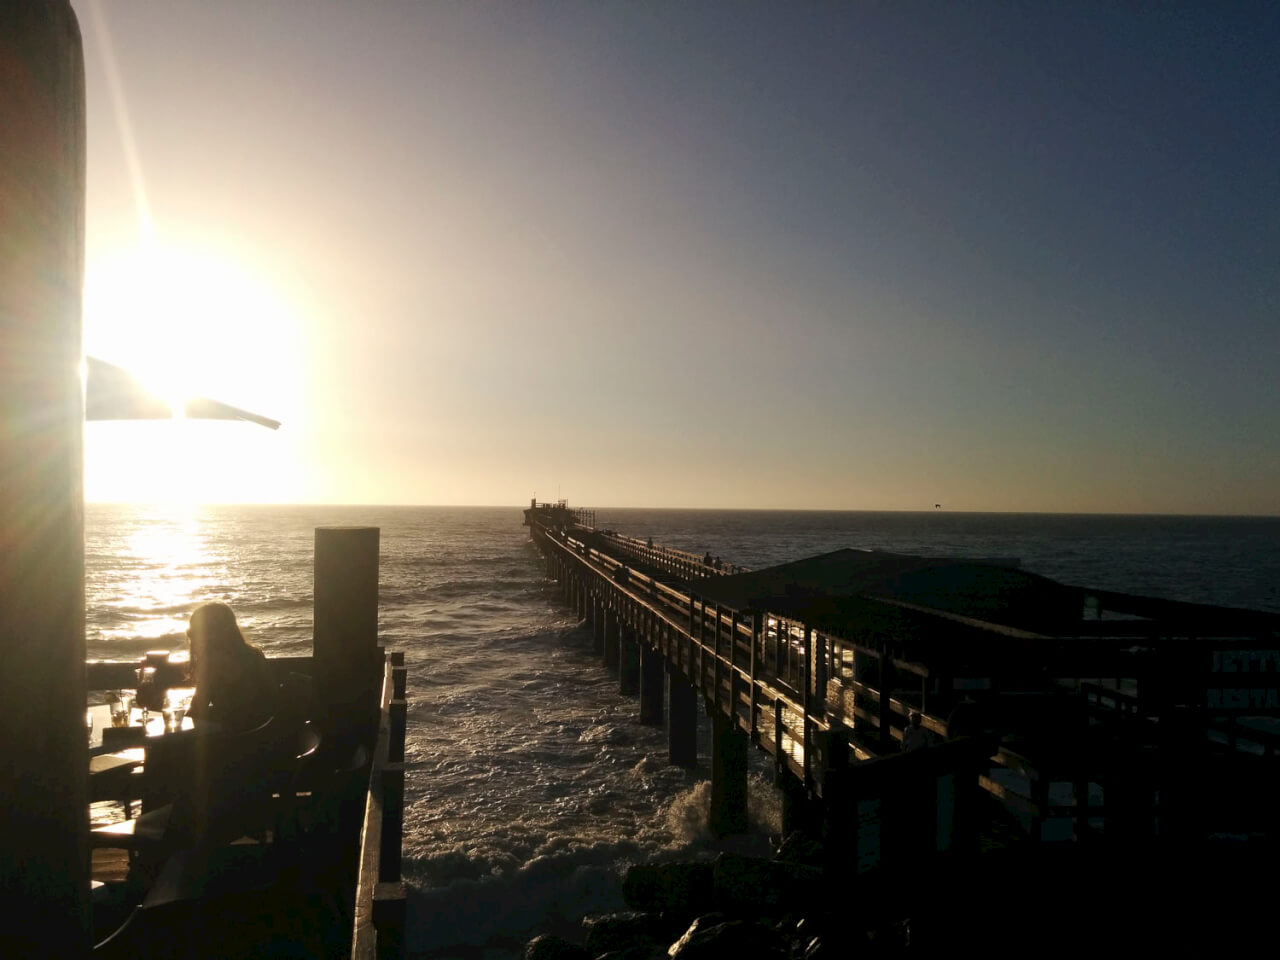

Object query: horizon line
[82,499,1280,520]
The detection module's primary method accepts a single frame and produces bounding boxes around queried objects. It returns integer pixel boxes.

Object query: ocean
[85,504,1280,958]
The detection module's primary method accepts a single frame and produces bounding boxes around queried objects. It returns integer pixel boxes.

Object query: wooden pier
[525,500,1280,876]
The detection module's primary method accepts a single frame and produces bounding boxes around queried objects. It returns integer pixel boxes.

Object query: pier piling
[619,627,641,696]
[709,710,749,836]
[668,668,698,766]
[603,608,620,676]
[639,643,665,725]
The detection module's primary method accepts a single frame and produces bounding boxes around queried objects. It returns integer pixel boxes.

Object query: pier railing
[352,649,408,960]
[534,522,1280,846]
[594,530,750,581]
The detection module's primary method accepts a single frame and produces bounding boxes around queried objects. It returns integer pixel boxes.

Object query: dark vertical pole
[620,625,640,696]
[687,593,697,678]
[603,607,620,676]
[802,625,813,790]
[314,527,381,749]
[877,653,893,753]
[1029,771,1049,844]
[779,769,810,837]
[774,698,785,778]
[709,708,748,836]
[728,611,740,727]
[0,5,89,955]
[712,603,722,713]
[668,667,698,766]
[639,643,665,725]
[591,596,603,656]
[749,611,759,740]
[698,596,707,694]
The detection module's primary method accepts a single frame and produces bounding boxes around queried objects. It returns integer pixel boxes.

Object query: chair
[93,728,349,960]
[90,717,300,875]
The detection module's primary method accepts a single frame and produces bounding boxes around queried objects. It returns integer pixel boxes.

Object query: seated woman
[119,604,283,884]
[185,601,278,734]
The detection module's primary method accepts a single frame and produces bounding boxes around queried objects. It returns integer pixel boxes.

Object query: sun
[83,240,306,503]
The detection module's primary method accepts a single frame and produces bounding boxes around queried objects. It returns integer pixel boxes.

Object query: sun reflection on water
[90,503,223,650]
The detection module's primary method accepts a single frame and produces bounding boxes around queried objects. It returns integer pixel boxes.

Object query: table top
[89,750,143,775]
[88,702,193,752]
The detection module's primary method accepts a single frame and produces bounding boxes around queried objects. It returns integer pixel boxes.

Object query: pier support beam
[778,768,813,837]
[603,608,620,676]
[639,642,665,725]
[709,709,749,836]
[668,668,698,766]
[591,597,604,655]
[619,627,640,696]
[1,6,91,954]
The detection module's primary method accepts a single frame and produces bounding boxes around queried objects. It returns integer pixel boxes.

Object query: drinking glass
[162,688,187,733]
[110,690,133,727]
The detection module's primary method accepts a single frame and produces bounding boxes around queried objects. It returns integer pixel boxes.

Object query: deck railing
[352,650,408,960]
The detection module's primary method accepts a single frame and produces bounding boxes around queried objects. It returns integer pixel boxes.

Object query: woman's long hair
[187,601,257,679]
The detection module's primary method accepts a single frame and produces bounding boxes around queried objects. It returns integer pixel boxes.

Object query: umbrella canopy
[85,356,280,430]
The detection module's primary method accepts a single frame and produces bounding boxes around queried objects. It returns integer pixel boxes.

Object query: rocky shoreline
[521,827,1278,959]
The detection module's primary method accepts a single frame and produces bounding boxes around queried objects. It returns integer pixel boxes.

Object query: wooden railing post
[802,625,813,789]
[729,611,741,726]
[749,612,760,740]
[314,526,381,750]
[688,594,697,677]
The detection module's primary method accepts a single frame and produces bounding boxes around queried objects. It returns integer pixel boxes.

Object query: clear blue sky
[75,1,1280,513]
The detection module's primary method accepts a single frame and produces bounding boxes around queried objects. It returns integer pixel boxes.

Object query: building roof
[691,548,1081,635]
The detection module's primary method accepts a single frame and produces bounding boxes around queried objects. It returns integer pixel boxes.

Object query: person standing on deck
[902,711,932,751]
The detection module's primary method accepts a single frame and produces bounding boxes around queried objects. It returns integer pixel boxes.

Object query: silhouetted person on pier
[186,601,277,733]
[902,711,931,751]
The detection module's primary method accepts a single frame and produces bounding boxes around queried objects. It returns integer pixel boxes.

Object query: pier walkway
[525,501,1280,874]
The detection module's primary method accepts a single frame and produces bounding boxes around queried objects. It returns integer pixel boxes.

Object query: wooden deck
[86,651,407,959]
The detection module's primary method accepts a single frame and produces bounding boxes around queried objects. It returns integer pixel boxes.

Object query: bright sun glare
[83,241,305,504]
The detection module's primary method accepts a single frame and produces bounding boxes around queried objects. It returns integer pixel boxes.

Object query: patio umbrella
[85,356,281,430]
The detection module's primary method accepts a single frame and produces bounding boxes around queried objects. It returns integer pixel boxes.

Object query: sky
[74,1,1280,513]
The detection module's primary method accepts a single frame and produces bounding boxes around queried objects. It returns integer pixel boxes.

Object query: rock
[667,918,787,960]
[524,934,590,960]
[582,911,666,958]
[712,853,822,912]
[773,833,824,868]
[622,861,715,915]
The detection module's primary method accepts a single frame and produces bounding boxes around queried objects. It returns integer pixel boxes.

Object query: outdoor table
[90,748,145,818]
[89,697,194,819]
[90,700,194,751]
